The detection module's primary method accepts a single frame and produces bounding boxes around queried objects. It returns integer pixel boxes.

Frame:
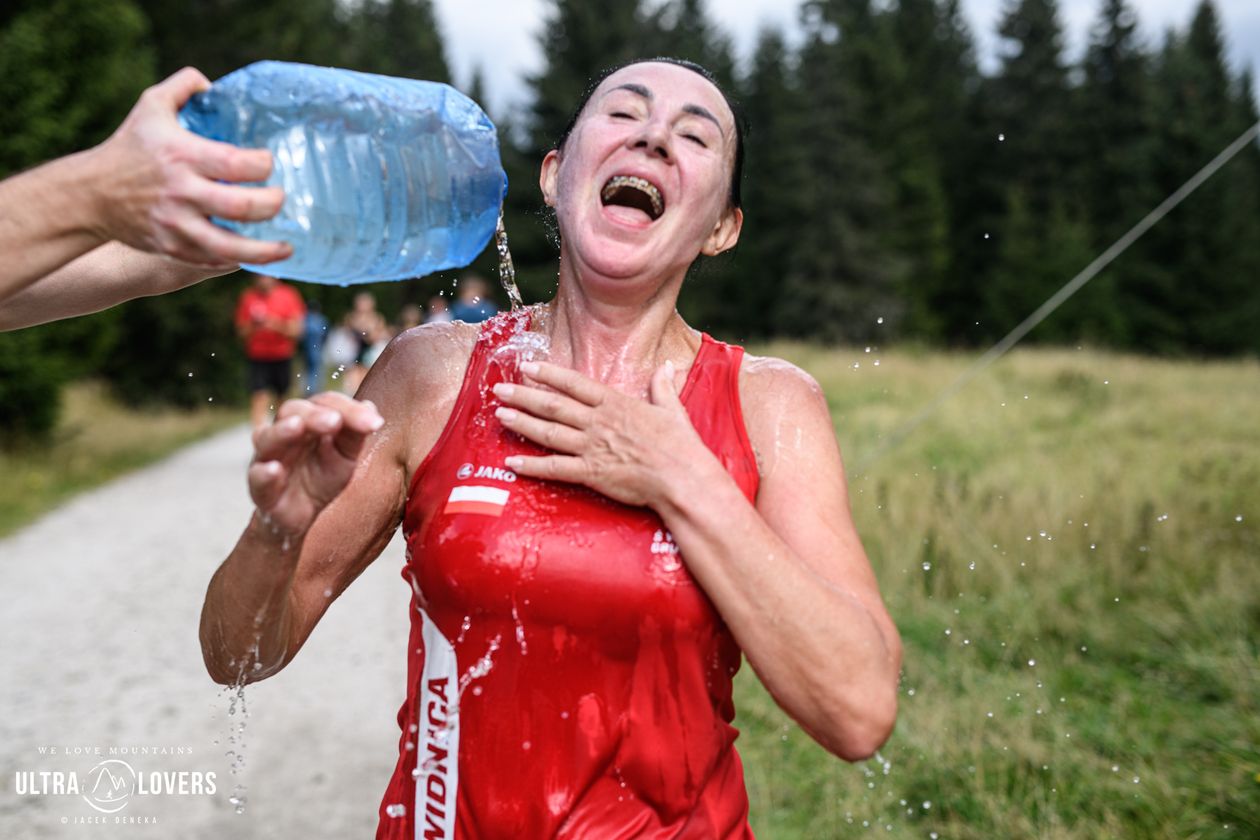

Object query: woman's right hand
[248,392,384,539]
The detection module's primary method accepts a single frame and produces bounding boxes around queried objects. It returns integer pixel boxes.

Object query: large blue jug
[179,61,507,285]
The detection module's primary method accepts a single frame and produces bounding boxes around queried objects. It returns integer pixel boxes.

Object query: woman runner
[200,58,902,839]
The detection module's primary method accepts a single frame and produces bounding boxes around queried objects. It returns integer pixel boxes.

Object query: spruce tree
[1074,0,1158,346]
[528,0,654,154]
[0,0,156,438]
[1143,0,1254,354]
[344,0,450,83]
[775,1,902,343]
[980,0,1091,344]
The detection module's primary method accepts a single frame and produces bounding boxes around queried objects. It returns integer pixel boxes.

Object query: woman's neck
[536,261,700,395]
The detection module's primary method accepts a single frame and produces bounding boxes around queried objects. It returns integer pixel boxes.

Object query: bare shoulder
[736,351,839,478]
[357,320,480,472]
[738,351,831,429]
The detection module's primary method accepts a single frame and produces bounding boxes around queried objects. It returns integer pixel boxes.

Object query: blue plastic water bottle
[178,61,508,285]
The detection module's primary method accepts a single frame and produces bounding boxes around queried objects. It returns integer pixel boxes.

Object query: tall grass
[735,345,1260,839]
[0,382,244,536]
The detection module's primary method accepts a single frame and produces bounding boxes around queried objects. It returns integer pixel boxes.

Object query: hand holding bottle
[88,67,292,267]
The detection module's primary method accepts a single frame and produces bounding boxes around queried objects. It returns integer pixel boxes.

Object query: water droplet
[1028,659,1036,667]
[1235,515,1244,523]
[998,133,1006,141]
[876,316,884,324]
[385,803,407,818]
[921,561,931,571]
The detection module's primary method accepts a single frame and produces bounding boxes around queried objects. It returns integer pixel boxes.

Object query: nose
[630,118,672,162]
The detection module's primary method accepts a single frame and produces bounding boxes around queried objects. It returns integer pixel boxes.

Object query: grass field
[2,349,1255,837]
[733,345,1260,839]
[0,382,245,537]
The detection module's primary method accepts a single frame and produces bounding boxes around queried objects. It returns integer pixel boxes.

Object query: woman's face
[540,62,742,289]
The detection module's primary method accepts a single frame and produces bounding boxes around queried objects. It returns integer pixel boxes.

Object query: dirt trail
[0,425,411,838]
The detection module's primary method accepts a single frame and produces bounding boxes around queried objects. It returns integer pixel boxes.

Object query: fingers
[187,178,285,222]
[519,362,607,406]
[495,406,585,454]
[150,66,212,109]
[248,458,288,509]
[309,393,385,460]
[492,382,590,427]
[189,135,274,183]
[504,454,586,483]
[178,215,292,265]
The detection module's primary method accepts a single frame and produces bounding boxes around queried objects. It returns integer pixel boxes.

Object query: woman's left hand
[494,360,714,507]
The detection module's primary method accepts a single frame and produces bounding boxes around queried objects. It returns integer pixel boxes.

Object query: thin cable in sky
[850,119,1260,477]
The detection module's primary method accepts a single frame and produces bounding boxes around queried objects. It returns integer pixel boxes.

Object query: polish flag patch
[444,485,510,517]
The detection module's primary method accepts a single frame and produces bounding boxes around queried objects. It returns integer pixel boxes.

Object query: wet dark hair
[553,57,746,210]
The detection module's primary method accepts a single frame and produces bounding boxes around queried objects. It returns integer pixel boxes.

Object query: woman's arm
[199,324,473,685]
[494,357,901,760]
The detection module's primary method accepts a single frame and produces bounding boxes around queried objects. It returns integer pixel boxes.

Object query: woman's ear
[702,206,743,256]
[539,150,560,207]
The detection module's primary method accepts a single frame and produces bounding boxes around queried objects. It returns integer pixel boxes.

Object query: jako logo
[456,464,517,483]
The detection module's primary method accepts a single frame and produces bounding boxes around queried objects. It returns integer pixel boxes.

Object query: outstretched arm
[0,67,291,329]
[494,357,902,760]
[199,324,473,685]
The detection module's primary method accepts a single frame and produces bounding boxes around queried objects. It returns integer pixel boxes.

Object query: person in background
[423,294,452,324]
[397,303,423,333]
[448,274,498,323]
[0,67,289,331]
[342,292,388,394]
[301,300,329,393]
[235,273,305,429]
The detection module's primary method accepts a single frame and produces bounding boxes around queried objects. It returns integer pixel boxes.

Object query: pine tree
[528,0,654,155]
[1142,0,1255,354]
[881,0,979,340]
[979,0,1091,344]
[775,2,903,343]
[0,0,155,438]
[344,0,450,82]
[679,26,803,339]
[645,0,737,89]
[1072,0,1158,346]
[136,0,350,79]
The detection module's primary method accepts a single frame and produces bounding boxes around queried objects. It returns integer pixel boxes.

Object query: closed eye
[611,111,634,119]
[683,134,707,148]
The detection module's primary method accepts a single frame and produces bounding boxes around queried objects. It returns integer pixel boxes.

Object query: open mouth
[600,175,664,221]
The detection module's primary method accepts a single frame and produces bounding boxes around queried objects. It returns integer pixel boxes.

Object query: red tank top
[377,310,759,839]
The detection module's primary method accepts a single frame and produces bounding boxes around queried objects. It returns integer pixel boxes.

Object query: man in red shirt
[235,274,305,429]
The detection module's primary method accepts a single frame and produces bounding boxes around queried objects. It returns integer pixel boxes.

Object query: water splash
[494,210,523,310]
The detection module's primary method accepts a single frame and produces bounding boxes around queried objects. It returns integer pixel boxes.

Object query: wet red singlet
[377,310,759,839]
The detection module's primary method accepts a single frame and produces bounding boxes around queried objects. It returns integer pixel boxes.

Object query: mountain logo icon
[83,759,136,814]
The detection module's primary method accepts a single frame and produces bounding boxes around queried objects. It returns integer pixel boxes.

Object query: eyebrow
[607,83,726,136]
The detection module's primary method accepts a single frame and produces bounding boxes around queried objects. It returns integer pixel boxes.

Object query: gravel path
[0,425,411,837]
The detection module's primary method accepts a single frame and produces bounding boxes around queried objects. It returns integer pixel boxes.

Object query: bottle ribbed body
[179,61,507,285]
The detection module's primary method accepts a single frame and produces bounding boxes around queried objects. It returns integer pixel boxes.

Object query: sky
[428,0,1260,117]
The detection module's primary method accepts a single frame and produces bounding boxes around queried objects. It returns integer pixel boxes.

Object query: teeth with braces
[601,175,664,217]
